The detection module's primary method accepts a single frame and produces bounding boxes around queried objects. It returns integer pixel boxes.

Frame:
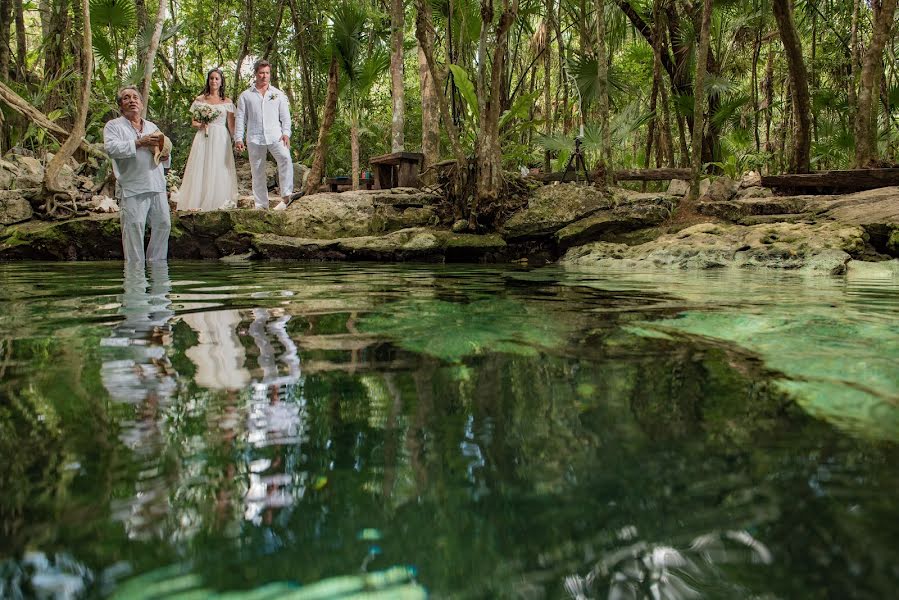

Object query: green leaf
[448,64,479,122]
[90,0,136,30]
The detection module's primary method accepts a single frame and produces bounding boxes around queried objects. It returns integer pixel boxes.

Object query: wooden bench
[326,176,374,192]
[370,152,424,189]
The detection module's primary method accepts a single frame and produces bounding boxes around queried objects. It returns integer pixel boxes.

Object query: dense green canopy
[1,0,898,195]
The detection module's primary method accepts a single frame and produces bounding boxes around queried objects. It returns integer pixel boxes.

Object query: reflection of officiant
[99,261,177,540]
[101,262,176,406]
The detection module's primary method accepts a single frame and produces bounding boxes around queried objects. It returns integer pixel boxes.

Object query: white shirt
[103,116,169,198]
[234,85,291,145]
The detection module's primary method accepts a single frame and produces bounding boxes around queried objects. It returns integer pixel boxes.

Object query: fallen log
[0,80,106,160]
[540,167,691,183]
[613,168,692,181]
[761,168,899,191]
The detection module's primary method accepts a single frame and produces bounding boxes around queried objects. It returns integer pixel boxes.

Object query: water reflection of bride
[180,310,251,390]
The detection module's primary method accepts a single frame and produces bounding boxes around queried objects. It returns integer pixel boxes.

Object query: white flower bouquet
[190,103,220,137]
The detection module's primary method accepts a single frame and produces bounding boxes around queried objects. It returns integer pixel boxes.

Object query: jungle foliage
[2,0,899,194]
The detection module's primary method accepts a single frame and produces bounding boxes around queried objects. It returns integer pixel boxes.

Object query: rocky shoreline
[1,154,897,272]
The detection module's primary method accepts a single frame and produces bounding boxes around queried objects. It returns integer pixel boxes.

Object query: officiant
[103,86,171,263]
[233,60,293,210]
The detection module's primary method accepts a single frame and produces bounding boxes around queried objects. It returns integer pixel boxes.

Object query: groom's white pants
[248,141,293,209]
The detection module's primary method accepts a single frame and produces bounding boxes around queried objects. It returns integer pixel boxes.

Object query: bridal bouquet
[190,104,219,137]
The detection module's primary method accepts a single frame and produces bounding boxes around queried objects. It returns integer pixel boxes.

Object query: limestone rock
[293,163,310,189]
[250,227,506,262]
[846,258,899,279]
[556,203,670,249]
[501,183,614,240]
[812,186,899,226]
[7,155,43,188]
[279,188,442,238]
[698,196,811,222]
[739,171,762,188]
[0,195,33,225]
[667,179,689,196]
[699,176,739,203]
[86,195,118,213]
[0,158,18,190]
[561,221,869,270]
[735,186,773,200]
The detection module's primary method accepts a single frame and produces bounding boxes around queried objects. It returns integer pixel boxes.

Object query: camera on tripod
[560,135,591,184]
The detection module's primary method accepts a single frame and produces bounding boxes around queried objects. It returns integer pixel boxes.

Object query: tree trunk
[286,0,317,140]
[688,0,712,200]
[848,0,861,115]
[0,0,11,80]
[262,0,286,61]
[13,0,25,78]
[751,30,761,153]
[43,0,91,204]
[772,0,811,173]
[351,118,359,190]
[42,0,68,82]
[418,42,440,174]
[763,40,774,168]
[414,0,466,168]
[854,0,898,168]
[135,0,148,32]
[305,55,339,195]
[390,0,405,152]
[596,0,611,185]
[233,0,253,99]
[0,80,104,157]
[474,0,518,223]
[140,0,166,118]
[542,0,552,173]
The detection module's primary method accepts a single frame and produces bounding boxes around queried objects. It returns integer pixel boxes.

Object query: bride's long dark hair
[202,68,226,100]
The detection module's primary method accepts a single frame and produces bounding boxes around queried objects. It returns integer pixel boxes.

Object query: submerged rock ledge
[1,182,897,272]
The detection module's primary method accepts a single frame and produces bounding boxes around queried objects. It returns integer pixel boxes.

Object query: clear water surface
[1,261,897,599]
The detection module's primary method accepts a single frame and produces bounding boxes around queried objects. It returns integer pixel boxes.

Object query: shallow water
[1,261,897,599]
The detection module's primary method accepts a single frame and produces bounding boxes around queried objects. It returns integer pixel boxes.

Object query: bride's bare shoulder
[195,94,207,102]
[224,97,233,104]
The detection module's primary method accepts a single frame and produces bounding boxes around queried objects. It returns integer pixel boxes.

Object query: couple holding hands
[177,59,294,212]
[103,60,293,263]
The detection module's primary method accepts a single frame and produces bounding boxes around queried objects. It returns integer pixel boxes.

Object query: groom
[234,60,293,210]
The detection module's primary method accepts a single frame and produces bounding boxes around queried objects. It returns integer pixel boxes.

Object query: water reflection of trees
[3,267,899,598]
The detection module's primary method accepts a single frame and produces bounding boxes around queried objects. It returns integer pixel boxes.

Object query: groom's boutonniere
[269,92,279,101]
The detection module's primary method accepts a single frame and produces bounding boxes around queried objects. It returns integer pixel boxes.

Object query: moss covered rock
[501,183,614,240]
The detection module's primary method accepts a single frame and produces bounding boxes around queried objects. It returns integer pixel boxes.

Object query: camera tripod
[560,136,591,184]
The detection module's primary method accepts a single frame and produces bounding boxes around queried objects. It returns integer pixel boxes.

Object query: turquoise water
[1,261,897,599]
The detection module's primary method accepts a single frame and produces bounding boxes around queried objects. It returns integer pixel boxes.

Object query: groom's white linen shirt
[234,85,291,145]
[103,116,170,198]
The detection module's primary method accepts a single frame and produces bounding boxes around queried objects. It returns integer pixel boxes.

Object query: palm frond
[90,0,136,30]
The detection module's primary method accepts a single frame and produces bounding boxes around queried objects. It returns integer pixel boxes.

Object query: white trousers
[248,141,293,208]
[120,191,170,263]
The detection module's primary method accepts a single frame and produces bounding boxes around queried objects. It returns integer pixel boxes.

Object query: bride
[175,68,239,211]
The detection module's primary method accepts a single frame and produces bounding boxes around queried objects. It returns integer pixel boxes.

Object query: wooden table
[369,152,424,189]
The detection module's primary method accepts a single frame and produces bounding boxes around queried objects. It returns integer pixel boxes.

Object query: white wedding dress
[175,101,239,211]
